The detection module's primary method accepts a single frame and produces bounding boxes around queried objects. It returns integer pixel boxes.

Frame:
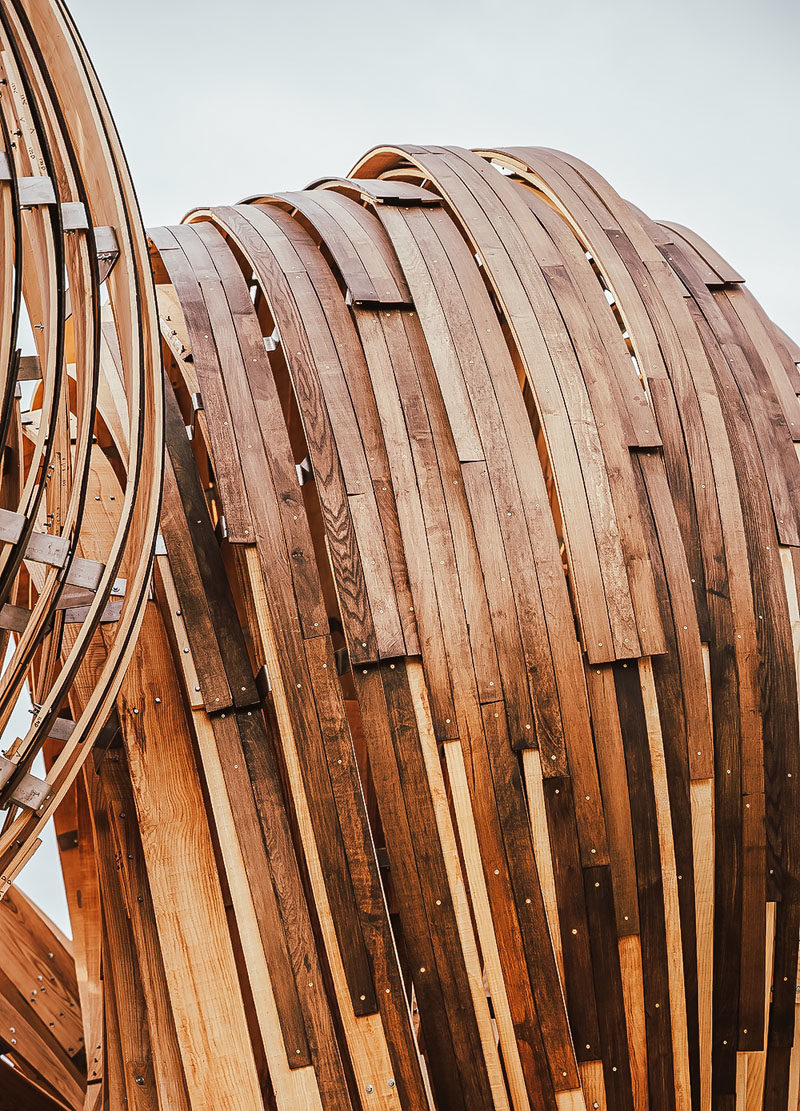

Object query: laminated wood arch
[0,0,162,892]
[0,6,799,1111]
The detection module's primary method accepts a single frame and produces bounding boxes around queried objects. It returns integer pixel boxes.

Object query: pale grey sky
[69,0,797,331]
[16,0,799,933]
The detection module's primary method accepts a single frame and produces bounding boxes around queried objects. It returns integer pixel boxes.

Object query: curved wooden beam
[0,6,797,1111]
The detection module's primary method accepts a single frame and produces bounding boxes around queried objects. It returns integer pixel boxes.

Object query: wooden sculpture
[0,2,798,1110]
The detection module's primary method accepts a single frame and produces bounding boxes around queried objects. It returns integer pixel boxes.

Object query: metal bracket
[57,203,118,282]
[63,556,105,592]
[64,594,123,625]
[61,201,89,231]
[296,455,314,487]
[17,354,41,381]
[94,226,119,283]
[0,506,26,544]
[0,508,105,590]
[66,573,125,604]
[92,710,122,766]
[57,829,78,851]
[0,585,123,632]
[335,645,350,677]
[48,717,76,742]
[0,754,51,810]
[18,176,56,207]
[0,603,31,633]
[256,663,272,701]
[25,529,70,569]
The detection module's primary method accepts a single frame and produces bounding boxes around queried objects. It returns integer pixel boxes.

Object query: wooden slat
[2,21,798,1105]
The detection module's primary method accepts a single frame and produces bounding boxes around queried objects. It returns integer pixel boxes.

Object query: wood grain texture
[0,10,796,1106]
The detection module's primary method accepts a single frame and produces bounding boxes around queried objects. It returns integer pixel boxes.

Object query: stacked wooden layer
[0,0,163,897]
[0,3,799,1109]
[122,146,796,1110]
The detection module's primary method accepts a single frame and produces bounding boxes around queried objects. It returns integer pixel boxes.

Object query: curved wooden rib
[158,144,800,1109]
[0,883,82,1110]
[0,5,798,1110]
[0,0,163,895]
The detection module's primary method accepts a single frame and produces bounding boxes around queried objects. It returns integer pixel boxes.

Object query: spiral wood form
[1,4,799,1111]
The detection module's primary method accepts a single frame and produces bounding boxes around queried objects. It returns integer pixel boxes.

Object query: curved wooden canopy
[1,4,799,1111]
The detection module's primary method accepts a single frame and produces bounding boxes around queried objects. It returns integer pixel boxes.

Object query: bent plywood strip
[0,5,798,1110]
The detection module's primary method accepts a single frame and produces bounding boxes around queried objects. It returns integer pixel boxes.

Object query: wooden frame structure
[1,3,799,1110]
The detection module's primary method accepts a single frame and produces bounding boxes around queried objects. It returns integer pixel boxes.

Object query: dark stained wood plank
[614,661,677,1111]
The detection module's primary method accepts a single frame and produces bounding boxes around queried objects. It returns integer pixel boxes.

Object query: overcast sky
[68,0,797,331]
[18,0,799,932]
